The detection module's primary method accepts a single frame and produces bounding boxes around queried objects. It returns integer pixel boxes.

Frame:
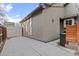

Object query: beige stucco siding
[22,19,32,37]
[22,21,28,37]
[42,7,64,42]
[23,7,65,42]
[31,13,43,40]
[65,3,79,17]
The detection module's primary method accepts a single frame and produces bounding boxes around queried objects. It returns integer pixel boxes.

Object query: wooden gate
[66,25,79,44]
[77,25,79,43]
[66,25,76,43]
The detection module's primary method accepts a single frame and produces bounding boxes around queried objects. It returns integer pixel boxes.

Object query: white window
[64,18,75,28]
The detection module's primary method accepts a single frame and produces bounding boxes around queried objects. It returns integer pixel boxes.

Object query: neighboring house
[4,22,22,38]
[20,3,79,42]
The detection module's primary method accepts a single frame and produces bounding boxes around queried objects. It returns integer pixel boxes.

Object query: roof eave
[20,6,43,23]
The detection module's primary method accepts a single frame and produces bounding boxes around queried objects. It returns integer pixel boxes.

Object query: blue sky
[0,3,39,22]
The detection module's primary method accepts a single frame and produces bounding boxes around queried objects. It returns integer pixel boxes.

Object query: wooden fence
[66,25,79,44]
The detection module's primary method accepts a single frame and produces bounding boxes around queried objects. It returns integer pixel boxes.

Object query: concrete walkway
[0,37,76,56]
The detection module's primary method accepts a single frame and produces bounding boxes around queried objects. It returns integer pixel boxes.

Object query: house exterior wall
[31,13,43,40]
[21,6,65,42]
[22,20,30,37]
[21,10,43,41]
[21,18,33,37]
[41,7,65,42]
[65,3,79,17]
